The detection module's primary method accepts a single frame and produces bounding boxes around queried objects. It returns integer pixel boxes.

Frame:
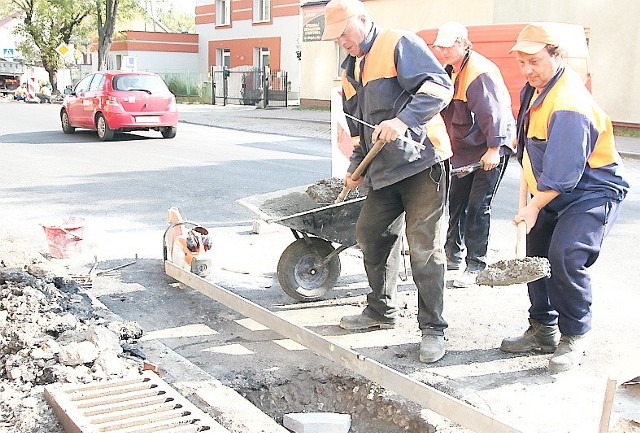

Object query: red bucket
[42,217,85,259]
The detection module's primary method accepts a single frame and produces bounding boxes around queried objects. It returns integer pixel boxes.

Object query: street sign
[121,56,137,71]
[2,48,15,60]
[56,43,71,57]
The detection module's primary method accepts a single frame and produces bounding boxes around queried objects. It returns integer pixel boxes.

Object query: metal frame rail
[165,261,525,433]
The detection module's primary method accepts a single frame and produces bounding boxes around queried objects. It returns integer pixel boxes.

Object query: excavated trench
[236,367,440,432]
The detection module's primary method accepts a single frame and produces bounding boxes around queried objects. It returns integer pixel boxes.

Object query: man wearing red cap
[321,0,453,362]
[503,23,629,373]
[432,22,516,288]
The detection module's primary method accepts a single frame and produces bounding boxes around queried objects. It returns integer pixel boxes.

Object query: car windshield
[113,75,169,93]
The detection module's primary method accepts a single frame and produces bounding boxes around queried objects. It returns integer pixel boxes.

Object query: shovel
[335,139,386,203]
[476,173,551,286]
[451,161,483,178]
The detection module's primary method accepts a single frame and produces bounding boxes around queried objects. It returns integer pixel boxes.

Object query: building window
[255,47,270,70]
[216,0,230,26]
[253,0,270,22]
[217,48,231,68]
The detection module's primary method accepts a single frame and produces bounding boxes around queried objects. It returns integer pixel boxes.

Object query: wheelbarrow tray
[237,185,365,302]
[237,184,365,247]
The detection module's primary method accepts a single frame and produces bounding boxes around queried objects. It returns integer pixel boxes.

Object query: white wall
[493,0,640,124]
[109,50,199,74]
[0,15,21,60]
[301,0,639,124]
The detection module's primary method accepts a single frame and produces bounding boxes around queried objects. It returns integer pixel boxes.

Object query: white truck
[0,59,24,96]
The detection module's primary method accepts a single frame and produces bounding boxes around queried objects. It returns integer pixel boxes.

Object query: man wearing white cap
[502,23,629,373]
[432,22,515,288]
[321,0,453,362]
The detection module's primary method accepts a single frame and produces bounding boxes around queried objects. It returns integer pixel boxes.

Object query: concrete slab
[283,412,351,433]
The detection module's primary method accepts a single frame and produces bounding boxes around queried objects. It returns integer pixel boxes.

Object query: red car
[60,70,178,141]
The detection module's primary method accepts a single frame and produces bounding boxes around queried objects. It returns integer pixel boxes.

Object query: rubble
[0,267,145,432]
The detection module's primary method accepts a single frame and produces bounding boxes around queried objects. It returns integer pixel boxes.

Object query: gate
[265,69,289,108]
[210,66,290,107]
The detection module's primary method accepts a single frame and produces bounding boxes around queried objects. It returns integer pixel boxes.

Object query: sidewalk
[178,104,330,140]
[177,104,640,159]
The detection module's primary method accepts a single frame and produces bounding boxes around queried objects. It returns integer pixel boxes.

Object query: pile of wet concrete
[0,267,145,432]
[259,177,364,219]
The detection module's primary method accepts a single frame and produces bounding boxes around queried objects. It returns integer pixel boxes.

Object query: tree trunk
[97,0,119,71]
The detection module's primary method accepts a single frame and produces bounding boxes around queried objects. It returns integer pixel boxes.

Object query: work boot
[446,260,461,271]
[548,334,586,374]
[339,313,396,330]
[500,319,560,353]
[419,334,445,363]
[452,269,480,288]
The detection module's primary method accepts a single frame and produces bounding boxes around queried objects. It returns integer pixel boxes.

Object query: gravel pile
[0,266,145,432]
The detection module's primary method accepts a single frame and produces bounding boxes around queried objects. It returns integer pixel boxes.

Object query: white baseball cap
[433,21,468,47]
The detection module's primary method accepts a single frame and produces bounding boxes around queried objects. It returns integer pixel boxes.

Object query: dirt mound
[0,264,145,432]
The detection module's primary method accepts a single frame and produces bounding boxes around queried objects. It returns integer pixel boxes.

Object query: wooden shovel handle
[516,173,529,259]
[335,139,387,203]
[516,221,527,259]
[335,186,351,203]
[352,139,387,180]
[519,172,529,209]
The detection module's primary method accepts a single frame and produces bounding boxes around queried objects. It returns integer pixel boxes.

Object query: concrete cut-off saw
[163,207,213,278]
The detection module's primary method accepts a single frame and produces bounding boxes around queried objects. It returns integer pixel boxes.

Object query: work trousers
[356,164,448,335]
[445,156,509,271]
[527,196,623,336]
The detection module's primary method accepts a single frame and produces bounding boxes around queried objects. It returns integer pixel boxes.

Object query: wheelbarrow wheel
[277,237,341,302]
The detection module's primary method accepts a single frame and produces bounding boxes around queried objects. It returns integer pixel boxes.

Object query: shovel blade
[476,257,551,287]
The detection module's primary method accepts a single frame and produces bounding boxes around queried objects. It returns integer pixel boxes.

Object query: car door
[66,74,93,127]
[84,73,105,127]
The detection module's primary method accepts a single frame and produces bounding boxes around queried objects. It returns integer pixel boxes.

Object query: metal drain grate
[70,274,93,290]
[44,370,229,433]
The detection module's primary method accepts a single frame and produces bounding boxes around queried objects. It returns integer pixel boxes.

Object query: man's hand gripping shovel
[476,172,551,286]
[335,139,387,203]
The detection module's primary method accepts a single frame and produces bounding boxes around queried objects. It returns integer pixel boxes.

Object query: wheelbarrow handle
[335,139,387,203]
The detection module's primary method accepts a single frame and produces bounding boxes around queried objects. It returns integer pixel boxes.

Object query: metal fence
[210,66,292,107]
[64,68,295,107]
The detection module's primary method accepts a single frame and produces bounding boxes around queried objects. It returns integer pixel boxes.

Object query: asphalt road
[0,101,332,259]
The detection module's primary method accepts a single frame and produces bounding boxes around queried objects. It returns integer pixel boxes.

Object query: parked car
[60,70,178,141]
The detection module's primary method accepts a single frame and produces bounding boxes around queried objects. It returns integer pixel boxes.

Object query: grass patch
[293,105,330,112]
[176,96,211,105]
[614,126,640,138]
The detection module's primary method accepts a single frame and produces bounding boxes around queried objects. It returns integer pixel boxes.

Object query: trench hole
[234,366,440,433]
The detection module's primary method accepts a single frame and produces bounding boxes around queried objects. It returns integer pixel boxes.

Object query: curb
[84,285,286,433]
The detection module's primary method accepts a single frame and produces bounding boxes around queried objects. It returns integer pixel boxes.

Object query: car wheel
[60,110,75,134]
[96,113,114,141]
[161,126,177,139]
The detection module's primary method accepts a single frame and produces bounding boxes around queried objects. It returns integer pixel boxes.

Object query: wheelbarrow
[237,185,366,302]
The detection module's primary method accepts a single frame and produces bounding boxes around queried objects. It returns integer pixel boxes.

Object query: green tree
[95,0,142,70]
[156,6,195,33]
[12,0,92,92]
[95,0,119,71]
[0,3,18,17]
